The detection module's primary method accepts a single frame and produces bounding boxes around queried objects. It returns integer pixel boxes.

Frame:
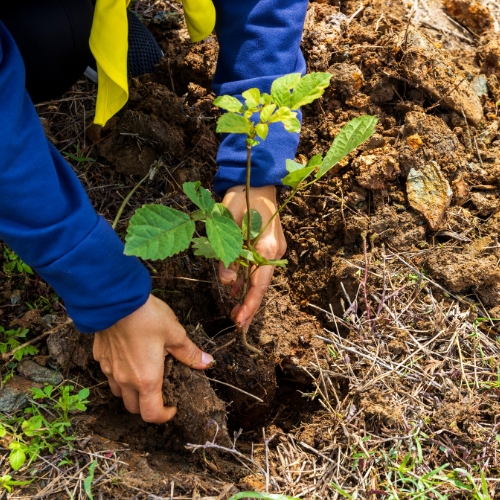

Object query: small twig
[2,319,73,362]
[204,375,264,402]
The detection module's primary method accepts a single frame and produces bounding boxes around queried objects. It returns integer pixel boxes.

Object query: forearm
[0,21,151,333]
[212,0,309,194]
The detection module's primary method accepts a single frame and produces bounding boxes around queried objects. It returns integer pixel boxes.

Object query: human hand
[93,294,213,424]
[219,185,287,330]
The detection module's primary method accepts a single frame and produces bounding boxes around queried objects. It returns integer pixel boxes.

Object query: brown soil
[2,0,500,497]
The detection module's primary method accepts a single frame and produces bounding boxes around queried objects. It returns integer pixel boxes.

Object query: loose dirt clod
[407,162,453,230]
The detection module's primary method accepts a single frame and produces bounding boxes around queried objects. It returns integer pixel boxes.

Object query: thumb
[219,261,237,285]
[166,337,214,370]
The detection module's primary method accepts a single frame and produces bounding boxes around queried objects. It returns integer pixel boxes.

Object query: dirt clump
[443,0,495,35]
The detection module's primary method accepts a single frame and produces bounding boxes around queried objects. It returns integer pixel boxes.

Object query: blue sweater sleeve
[0,22,151,333]
[212,0,309,195]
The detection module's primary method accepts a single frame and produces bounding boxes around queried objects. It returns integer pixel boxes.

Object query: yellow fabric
[182,0,216,43]
[90,0,215,126]
[90,0,130,126]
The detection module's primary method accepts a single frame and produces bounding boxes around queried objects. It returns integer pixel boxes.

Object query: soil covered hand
[219,185,287,330]
[93,294,214,424]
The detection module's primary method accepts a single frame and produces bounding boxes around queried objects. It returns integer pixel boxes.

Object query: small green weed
[2,247,33,276]
[228,493,300,500]
[0,327,38,363]
[0,384,90,473]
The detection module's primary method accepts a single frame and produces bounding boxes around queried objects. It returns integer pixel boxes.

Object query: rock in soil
[0,376,39,413]
[407,162,453,231]
[392,29,484,125]
[17,359,63,385]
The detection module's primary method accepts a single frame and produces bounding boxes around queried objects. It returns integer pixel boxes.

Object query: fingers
[166,333,214,370]
[234,264,275,329]
[138,389,177,424]
[219,261,236,285]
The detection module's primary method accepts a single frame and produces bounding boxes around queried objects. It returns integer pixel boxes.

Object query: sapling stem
[241,137,263,357]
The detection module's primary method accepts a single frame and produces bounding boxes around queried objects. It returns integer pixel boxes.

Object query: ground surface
[1,0,500,498]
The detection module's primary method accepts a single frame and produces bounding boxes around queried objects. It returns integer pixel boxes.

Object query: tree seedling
[124,72,377,354]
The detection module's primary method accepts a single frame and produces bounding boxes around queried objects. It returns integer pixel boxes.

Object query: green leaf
[84,460,98,500]
[255,123,268,140]
[216,113,252,135]
[183,181,215,214]
[206,207,243,268]
[44,385,54,397]
[213,95,244,113]
[78,388,90,401]
[242,210,263,240]
[271,73,301,107]
[125,205,195,261]
[286,159,304,173]
[290,72,332,109]
[306,154,323,168]
[228,492,301,500]
[267,258,288,267]
[247,138,260,147]
[282,117,301,133]
[282,166,316,189]
[9,449,26,471]
[268,106,294,123]
[192,237,217,259]
[0,424,6,438]
[316,116,378,180]
[260,103,277,123]
[242,88,261,110]
[260,93,272,105]
[239,248,256,262]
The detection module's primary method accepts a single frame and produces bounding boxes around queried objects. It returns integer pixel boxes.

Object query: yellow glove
[90,0,215,126]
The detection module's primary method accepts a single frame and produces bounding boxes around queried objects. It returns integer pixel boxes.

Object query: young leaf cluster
[2,247,33,276]
[0,384,90,473]
[214,72,333,145]
[0,327,38,363]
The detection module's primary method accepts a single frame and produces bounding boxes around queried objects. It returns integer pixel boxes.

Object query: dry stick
[2,318,73,362]
[112,166,155,230]
[204,375,264,402]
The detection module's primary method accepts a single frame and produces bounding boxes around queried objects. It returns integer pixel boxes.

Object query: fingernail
[220,268,236,284]
[202,351,215,366]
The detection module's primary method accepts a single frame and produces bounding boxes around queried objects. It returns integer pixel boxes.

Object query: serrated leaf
[290,73,332,109]
[212,203,235,220]
[242,210,263,240]
[286,159,305,173]
[125,205,195,260]
[9,448,26,471]
[260,103,277,123]
[183,181,215,214]
[216,112,252,135]
[290,72,332,109]
[239,248,256,262]
[192,237,217,259]
[282,117,301,133]
[282,166,316,189]
[255,123,268,140]
[213,95,244,113]
[316,115,378,180]
[206,213,243,268]
[271,73,302,107]
[306,154,323,168]
[242,88,261,110]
